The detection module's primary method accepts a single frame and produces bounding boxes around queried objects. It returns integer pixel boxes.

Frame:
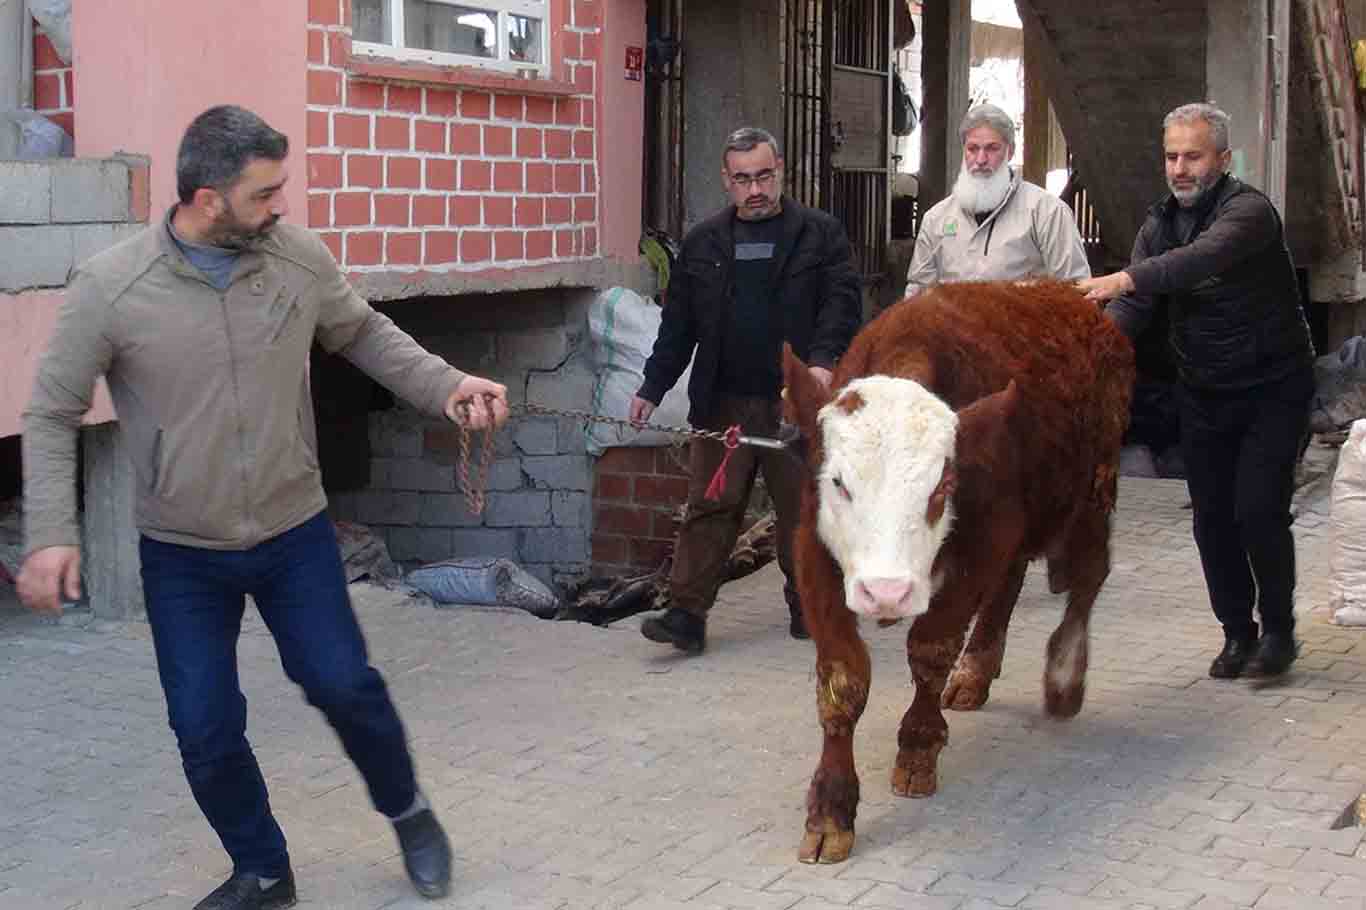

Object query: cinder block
[50,159,132,223]
[0,225,73,290]
[487,457,524,491]
[551,491,590,527]
[71,223,142,270]
[500,327,571,370]
[556,416,588,455]
[520,527,589,563]
[513,417,558,455]
[370,415,423,457]
[417,493,484,528]
[385,525,454,563]
[449,527,518,558]
[526,361,595,411]
[484,490,551,527]
[355,490,423,525]
[523,454,592,491]
[0,161,52,224]
[377,456,457,492]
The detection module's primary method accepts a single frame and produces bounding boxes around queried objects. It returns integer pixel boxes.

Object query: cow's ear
[782,343,832,434]
[954,379,1019,474]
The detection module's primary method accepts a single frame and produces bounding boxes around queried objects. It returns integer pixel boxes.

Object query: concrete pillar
[0,0,33,158]
[81,423,145,620]
[1021,20,1051,187]
[918,0,971,207]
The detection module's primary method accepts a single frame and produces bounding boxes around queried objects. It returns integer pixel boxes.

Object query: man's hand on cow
[445,375,510,430]
[16,545,82,615]
[628,395,656,427]
[808,366,833,390]
[1078,271,1135,303]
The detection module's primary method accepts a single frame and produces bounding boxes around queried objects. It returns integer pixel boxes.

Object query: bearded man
[905,103,1090,294]
[1080,103,1315,682]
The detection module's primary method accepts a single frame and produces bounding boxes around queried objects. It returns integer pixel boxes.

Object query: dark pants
[1177,367,1313,642]
[671,396,805,618]
[140,511,417,878]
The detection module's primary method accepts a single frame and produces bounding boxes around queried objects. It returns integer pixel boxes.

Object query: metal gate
[643,0,686,241]
[783,0,890,280]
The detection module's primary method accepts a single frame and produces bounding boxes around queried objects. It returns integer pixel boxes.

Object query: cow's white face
[815,376,958,621]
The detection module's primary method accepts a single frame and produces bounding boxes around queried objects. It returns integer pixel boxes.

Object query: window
[351,0,547,72]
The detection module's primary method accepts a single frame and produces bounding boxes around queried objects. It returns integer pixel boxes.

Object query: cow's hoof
[1044,680,1085,718]
[798,827,855,864]
[890,765,937,798]
[942,667,991,711]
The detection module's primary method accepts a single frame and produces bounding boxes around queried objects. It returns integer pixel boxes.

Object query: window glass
[352,0,391,44]
[404,2,497,58]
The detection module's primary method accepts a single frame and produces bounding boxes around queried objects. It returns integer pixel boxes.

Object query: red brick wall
[32,25,73,140]
[306,0,600,270]
[591,446,690,576]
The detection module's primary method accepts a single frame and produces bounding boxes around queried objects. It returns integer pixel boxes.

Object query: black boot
[194,869,296,910]
[394,809,452,899]
[641,607,706,654]
[1209,628,1258,679]
[1245,632,1298,678]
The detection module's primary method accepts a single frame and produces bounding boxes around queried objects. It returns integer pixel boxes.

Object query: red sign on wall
[625,46,643,81]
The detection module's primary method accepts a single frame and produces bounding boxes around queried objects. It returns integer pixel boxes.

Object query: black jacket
[637,198,862,424]
[1108,174,1314,391]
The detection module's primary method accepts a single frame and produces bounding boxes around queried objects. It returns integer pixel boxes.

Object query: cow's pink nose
[851,577,915,615]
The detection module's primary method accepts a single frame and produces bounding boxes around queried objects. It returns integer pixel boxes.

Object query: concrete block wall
[32,24,73,140]
[327,286,604,590]
[306,0,601,272]
[0,156,150,292]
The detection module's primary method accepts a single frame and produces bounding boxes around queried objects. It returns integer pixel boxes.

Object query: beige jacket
[906,172,1090,295]
[23,211,465,553]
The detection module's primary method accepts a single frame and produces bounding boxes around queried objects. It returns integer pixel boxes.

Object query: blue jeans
[140,511,417,877]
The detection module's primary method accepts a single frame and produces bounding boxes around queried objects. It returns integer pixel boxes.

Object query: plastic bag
[585,286,694,454]
[27,0,72,63]
[1328,419,1366,624]
[404,557,559,617]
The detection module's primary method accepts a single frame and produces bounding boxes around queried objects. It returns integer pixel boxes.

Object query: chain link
[453,397,735,515]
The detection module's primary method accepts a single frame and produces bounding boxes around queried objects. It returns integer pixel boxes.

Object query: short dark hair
[722,126,781,165]
[176,105,289,204]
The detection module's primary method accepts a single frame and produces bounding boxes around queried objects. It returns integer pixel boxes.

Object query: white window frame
[351,0,550,75]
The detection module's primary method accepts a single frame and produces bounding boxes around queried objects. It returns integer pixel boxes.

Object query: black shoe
[1209,632,1258,679]
[1245,632,1299,678]
[641,607,706,653]
[194,869,296,910]
[789,604,810,640]
[394,809,452,899]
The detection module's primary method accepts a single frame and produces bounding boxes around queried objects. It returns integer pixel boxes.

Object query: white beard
[952,163,1013,216]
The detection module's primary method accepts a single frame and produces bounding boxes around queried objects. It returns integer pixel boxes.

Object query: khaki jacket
[906,172,1090,295]
[23,211,464,553]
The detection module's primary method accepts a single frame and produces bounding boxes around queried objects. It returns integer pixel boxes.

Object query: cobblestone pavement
[2,475,1364,910]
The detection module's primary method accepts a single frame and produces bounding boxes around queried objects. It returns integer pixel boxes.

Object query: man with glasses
[628,126,862,655]
[906,103,1090,294]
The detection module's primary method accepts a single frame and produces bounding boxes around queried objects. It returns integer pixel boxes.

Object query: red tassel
[704,425,742,501]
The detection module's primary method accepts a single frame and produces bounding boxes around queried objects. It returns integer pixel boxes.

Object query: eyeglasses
[727,169,778,189]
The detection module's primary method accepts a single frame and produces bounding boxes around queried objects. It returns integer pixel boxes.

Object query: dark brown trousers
[670,396,805,619]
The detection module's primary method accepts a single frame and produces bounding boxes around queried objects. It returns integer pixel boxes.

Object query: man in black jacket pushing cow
[1081,102,1315,681]
[628,126,863,654]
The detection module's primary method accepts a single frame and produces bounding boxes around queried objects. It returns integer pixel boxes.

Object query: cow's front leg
[893,615,965,797]
[943,557,1027,710]
[796,527,870,865]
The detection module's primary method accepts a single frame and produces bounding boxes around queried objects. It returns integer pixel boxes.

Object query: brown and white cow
[783,279,1134,864]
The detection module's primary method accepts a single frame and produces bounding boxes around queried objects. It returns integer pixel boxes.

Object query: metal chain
[453,397,734,515]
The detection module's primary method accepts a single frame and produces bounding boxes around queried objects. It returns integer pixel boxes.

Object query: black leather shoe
[1245,632,1298,678]
[788,604,810,640]
[641,607,706,653]
[194,869,296,910]
[394,809,452,899]
[1209,633,1257,679]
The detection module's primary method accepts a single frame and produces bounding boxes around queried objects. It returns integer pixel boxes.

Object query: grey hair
[177,105,289,204]
[722,126,781,165]
[1163,102,1231,152]
[958,103,1015,150]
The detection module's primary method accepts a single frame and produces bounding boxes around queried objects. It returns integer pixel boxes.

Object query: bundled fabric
[1329,420,1366,625]
[405,557,559,618]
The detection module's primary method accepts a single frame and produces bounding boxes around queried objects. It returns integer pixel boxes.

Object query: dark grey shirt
[169,223,240,291]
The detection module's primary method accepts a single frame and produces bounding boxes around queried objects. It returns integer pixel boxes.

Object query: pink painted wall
[71,0,309,223]
[0,292,115,439]
[598,0,646,260]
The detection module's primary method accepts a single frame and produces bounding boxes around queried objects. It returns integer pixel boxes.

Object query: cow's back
[835,280,1134,553]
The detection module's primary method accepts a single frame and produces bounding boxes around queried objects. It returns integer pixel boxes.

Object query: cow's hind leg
[893,613,966,798]
[798,531,871,865]
[942,557,1027,711]
[1043,506,1111,717]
